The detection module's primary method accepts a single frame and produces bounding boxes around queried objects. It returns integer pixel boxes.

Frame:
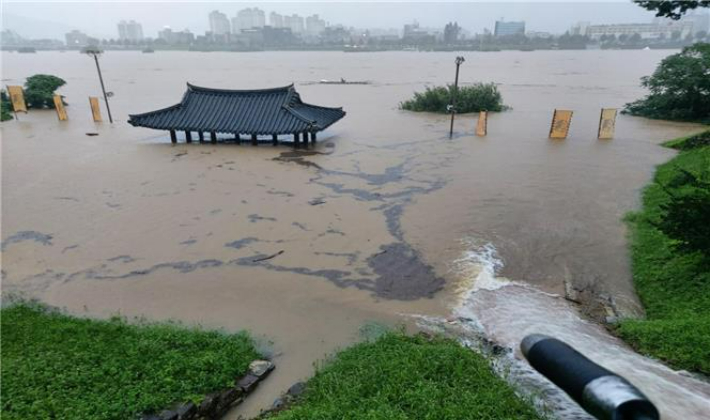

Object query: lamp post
[448,56,465,139]
[83,47,113,123]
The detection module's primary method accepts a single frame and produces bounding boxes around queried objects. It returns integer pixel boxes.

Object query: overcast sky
[1,1,682,40]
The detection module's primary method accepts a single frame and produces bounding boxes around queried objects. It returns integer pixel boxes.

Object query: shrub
[656,167,710,255]
[623,43,710,123]
[400,83,506,114]
[1,90,12,121]
[618,131,710,374]
[23,74,66,109]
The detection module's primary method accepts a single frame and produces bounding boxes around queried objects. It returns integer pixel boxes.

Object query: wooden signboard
[475,111,488,136]
[7,85,27,113]
[89,97,102,122]
[598,108,617,139]
[549,109,573,139]
[53,95,67,121]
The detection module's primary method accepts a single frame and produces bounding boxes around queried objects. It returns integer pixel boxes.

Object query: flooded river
[2,50,708,418]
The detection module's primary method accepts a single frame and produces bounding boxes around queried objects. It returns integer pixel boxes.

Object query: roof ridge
[186,83,294,95]
[284,105,317,125]
[295,101,345,112]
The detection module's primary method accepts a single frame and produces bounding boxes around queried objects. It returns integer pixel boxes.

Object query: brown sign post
[7,86,27,117]
[89,97,102,122]
[549,109,573,139]
[53,95,68,121]
[598,108,617,139]
[475,111,488,136]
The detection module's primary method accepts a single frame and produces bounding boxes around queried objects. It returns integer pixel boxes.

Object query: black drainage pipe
[521,334,659,420]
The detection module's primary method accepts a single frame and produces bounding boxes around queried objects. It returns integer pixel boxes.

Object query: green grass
[400,83,507,114]
[266,333,544,420]
[1,302,261,420]
[616,130,710,375]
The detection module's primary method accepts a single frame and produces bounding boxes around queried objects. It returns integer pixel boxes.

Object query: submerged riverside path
[2,50,707,418]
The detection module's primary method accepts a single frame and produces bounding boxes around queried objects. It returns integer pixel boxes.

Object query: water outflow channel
[419,243,710,420]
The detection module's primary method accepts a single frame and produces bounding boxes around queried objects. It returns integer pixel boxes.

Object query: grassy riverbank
[266,333,543,420]
[1,302,261,420]
[617,130,710,375]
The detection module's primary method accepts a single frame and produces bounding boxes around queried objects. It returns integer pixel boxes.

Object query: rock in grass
[287,381,306,397]
[249,360,275,377]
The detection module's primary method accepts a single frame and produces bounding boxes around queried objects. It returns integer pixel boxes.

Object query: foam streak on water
[426,242,710,419]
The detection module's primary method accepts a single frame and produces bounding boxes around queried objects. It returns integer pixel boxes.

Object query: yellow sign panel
[89,97,102,122]
[7,85,27,113]
[598,108,617,139]
[549,109,573,139]
[475,111,488,136]
[53,95,68,121]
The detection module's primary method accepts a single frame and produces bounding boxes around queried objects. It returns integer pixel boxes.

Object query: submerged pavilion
[128,84,346,145]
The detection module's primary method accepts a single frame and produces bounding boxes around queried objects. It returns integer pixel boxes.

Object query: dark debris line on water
[7,139,459,301]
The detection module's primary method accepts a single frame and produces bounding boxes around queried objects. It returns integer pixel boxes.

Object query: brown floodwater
[2,50,707,418]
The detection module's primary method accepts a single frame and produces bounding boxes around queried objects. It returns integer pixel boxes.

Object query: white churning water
[419,240,710,420]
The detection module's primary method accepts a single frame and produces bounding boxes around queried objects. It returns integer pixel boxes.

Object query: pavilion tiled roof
[128,84,346,135]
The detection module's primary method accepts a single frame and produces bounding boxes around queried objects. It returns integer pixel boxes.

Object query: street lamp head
[455,56,465,65]
[82,46,103,56]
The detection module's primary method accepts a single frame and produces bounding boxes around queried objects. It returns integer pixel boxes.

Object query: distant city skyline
[3,1,701,41]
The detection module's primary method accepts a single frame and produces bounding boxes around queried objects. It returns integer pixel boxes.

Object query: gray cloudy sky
[2,1,672,40]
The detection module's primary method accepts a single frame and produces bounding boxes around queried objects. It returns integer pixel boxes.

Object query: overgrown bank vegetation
[266,333,543,420]
[1,90,13,121]
[623,43,710,123]
[617,130,710,375]
[1,302,260,420]
[400,83,507,114]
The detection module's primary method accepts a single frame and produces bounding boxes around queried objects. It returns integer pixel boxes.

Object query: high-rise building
[494,20,525,37]
[443,22,460,44]
[209,10,231,35]
[583,20,694,40]
[158,27,194,44]
[233,7,265,32]
[270,12,284,28]
[117,20,144,42]
[403,21,429,42]
[284,14,304,35]
[305,14,326,36]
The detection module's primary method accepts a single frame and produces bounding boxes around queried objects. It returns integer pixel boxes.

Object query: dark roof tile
[128,84,345,135]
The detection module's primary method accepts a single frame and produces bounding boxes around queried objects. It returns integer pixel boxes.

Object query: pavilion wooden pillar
[251,134,258,146]
[185,131,192,144]
[293,133,300,147]
[210,131,217,144]
[236,134,241,145]
[272,134,278,146]
[170,129,177,144]
[311,132,317,144]
[198,132,205,143]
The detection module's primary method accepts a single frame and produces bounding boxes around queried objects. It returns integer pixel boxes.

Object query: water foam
[420,241,710,420]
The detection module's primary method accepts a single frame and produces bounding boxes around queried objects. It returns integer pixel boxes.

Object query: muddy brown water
[2,50,707,418]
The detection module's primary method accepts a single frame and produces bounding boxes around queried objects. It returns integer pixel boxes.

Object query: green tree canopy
[624,43,710,122]
[24,74,66,109]
[635,1,710,19]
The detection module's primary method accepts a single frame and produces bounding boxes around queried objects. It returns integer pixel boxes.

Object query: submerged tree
[400,83,506,114]
[24,74,67,109]
[623,43,710,122]
[1,90,13,121]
